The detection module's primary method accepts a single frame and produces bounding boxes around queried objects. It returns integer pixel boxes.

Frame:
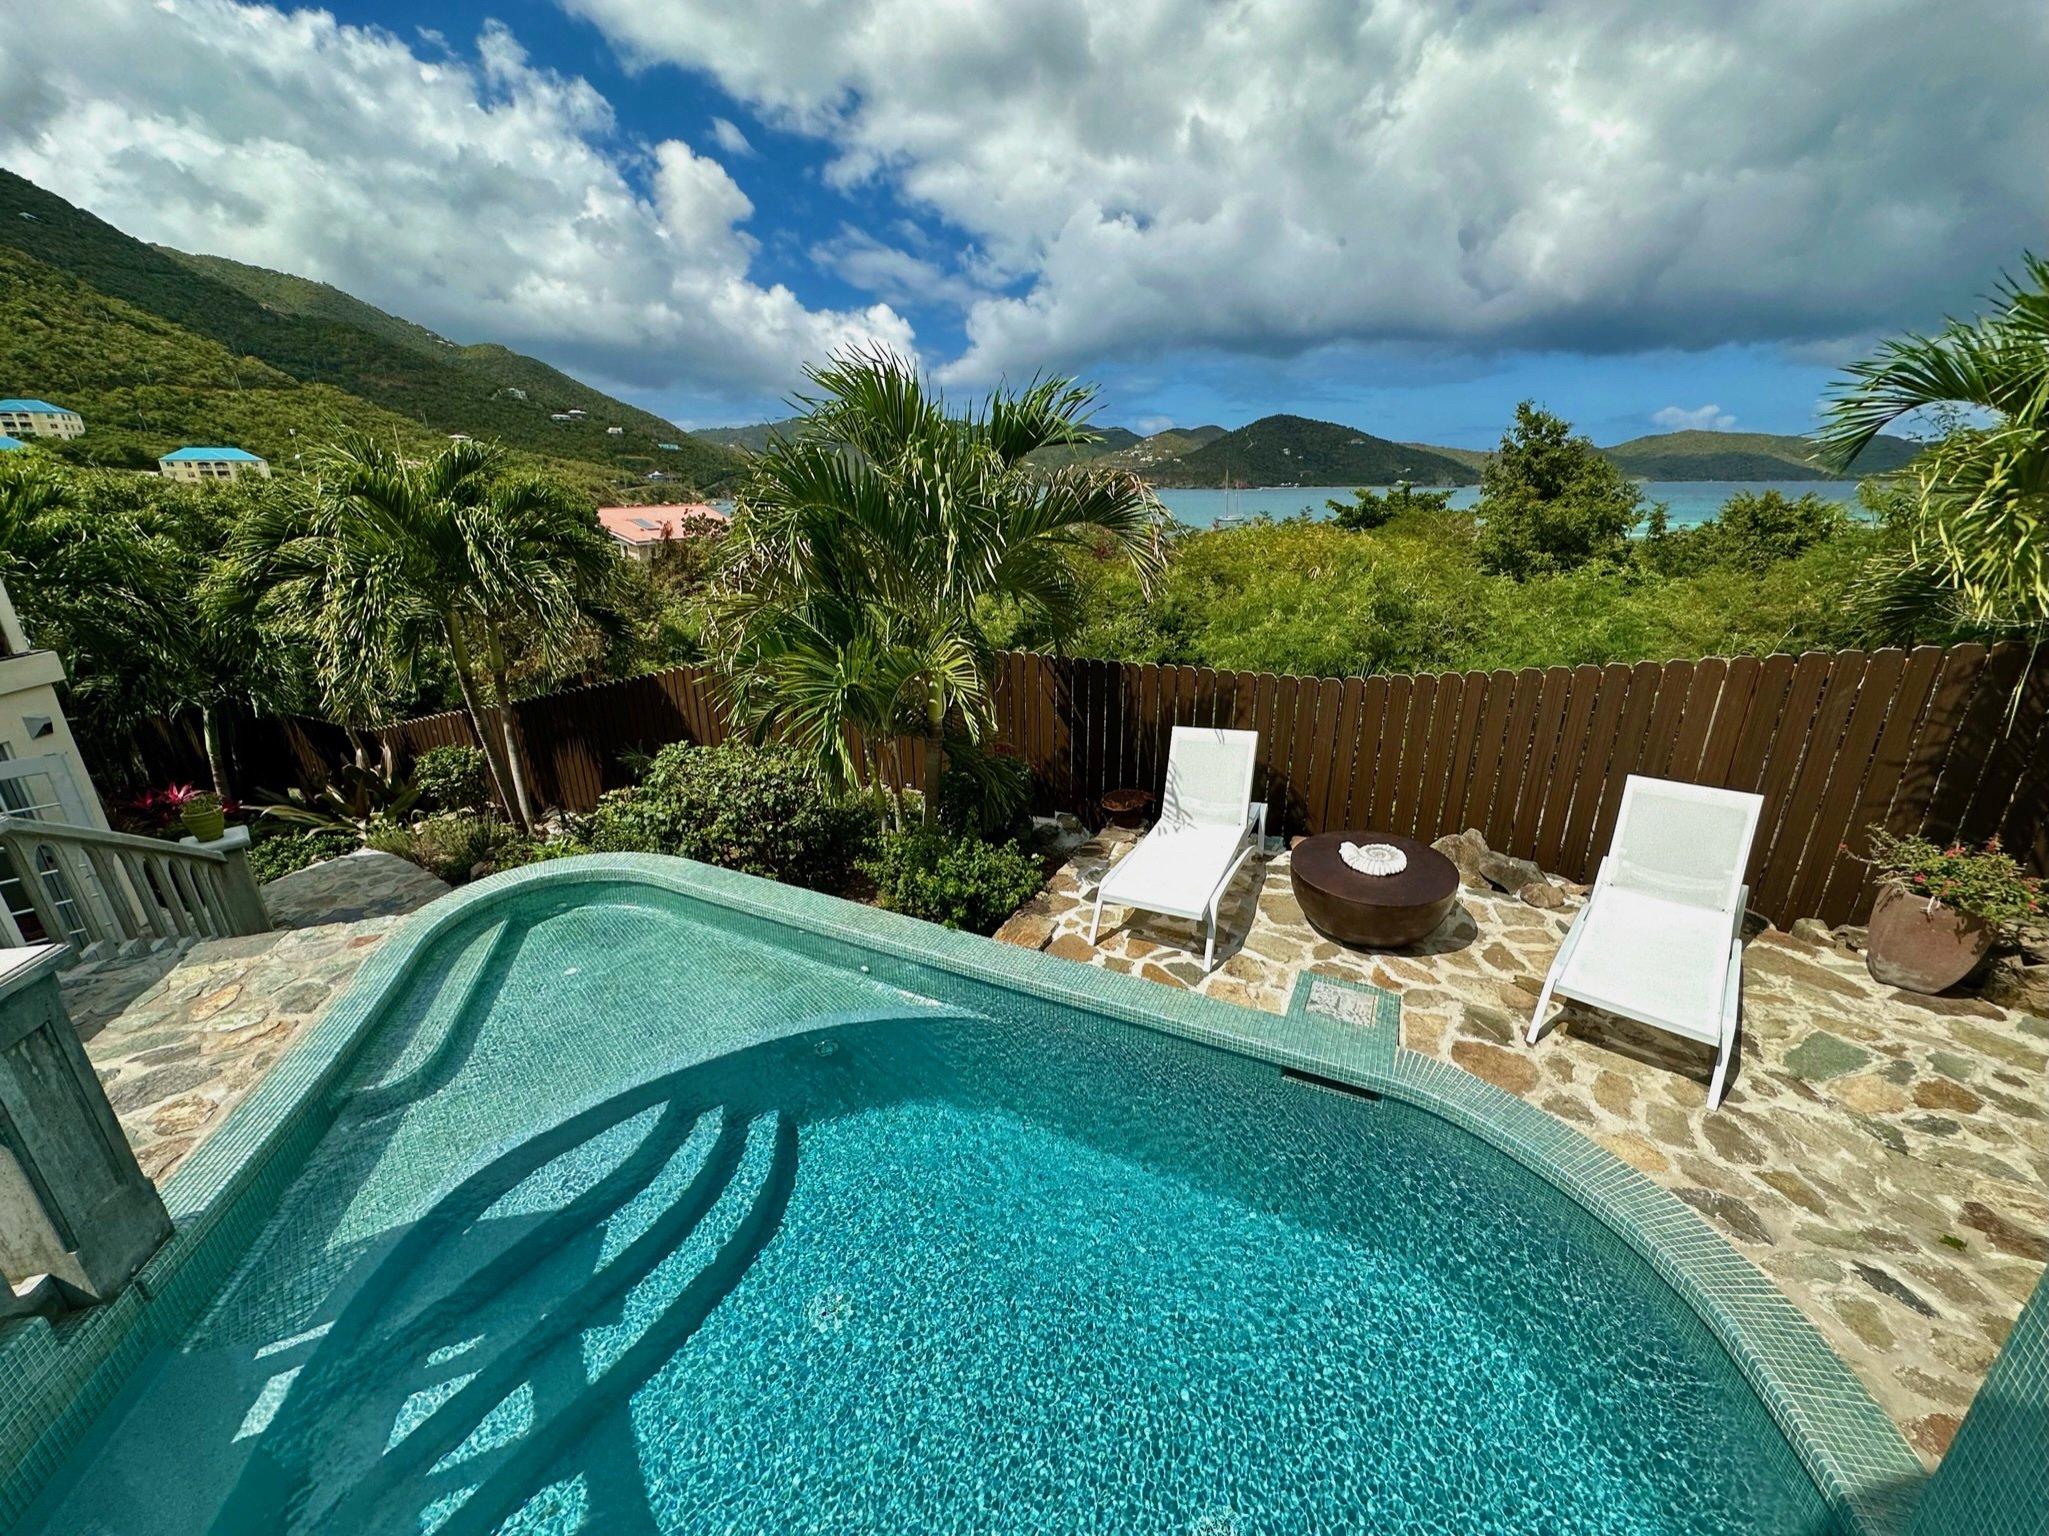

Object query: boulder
[1788,917,1834,946]
[1517,880,1565,910]
[1431,828,1491,890]
[1477,847,1545,893]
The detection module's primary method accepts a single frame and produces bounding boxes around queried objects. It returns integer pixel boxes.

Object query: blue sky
[2,0,2041,444]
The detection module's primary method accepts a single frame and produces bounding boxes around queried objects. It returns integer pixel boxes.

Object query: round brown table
[1289,831,1459,948]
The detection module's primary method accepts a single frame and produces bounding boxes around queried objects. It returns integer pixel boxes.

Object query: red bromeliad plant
[126,784,243,832]
[1859,830,2047,932]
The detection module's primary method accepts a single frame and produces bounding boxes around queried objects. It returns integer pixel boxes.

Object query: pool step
[340,917,514,1115]
[216,1096,796,1534]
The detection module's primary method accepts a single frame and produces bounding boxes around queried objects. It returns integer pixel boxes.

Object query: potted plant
[1858,830,2046,993]
[180,790,227,843]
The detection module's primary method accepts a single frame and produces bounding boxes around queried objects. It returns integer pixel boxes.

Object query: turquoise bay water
[27,887,1831,1534]
[1157,479,1864,530]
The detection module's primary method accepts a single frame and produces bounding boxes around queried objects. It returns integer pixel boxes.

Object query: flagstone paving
[998,827,2048,1463]
[59,851,451,1187]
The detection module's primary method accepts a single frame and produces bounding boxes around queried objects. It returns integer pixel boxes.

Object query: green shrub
[247,826,358,883]
[581,741,875,890]
[936,744,1034,840]
[862,829,1043,933]
[411,745,492,812]
[1861,830,2046,931]
[366,811,532,885]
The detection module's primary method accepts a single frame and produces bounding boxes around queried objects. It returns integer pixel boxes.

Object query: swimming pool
[12,859,1911,1534]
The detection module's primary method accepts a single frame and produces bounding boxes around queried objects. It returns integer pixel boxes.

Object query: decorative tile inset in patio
[1000,827,2048,1463]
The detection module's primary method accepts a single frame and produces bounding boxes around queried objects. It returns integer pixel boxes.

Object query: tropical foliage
[220,434,621,831]
[862,827,1044,933]
[1818,253,2048,642]
[1474,402,1646,578]
[571,741,875,891]
[713,349,1168,824]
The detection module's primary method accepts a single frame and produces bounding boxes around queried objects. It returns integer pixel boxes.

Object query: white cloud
[810,226,990,311]
[1652,404,1738,432]
[0,1,911,404]
[708,116,754,158]
[563,0,2046,384]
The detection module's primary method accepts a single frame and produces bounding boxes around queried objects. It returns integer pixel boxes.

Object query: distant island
[705,412,1922,487]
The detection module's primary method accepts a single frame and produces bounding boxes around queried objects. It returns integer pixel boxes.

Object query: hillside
[1148,415,1476,488]
[695,418,801,453]
[0,169,746,492]
[0,244,452,469]
[1600,429,1919,480]
[697,415,1158,469]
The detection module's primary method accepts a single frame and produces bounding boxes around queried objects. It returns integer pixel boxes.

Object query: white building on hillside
[159,446,270,482]
[0,400,84,440]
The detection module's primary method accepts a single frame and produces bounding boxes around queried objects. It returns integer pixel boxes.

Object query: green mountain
[1148,415,1475,488]
[694,418,801,453]
[1599,429,1919,481]
[0,244,455,471]
[0,168,747,492]
[1402,440,1491,476]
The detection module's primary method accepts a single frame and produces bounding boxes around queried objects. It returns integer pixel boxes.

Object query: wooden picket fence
[288,641,2045,929]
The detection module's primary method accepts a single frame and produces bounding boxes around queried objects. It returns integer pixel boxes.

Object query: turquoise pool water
[24,884,1833,1534]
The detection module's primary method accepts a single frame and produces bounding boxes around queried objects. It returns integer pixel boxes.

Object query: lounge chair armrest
[1246,801,1268,845]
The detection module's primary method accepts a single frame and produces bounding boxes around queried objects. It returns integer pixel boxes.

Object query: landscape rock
[1431,828,1491,890]
[1788,917,1834,946]
[1517,880,1565,910]
[1979,953,2047,1015]
[1477,847,1545,894]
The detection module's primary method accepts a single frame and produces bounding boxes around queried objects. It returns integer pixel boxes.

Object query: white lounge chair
[1524,775,1763,1110]
[1088,726,1267,972]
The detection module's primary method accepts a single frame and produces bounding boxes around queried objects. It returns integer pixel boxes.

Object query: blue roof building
[159,445,270,481]
[0,435,26,452]
[160,446,263,462]
[0,400,84,440]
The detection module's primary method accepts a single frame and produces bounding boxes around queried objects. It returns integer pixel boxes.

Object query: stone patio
[59,851,451,1185]
[998,826,2048,1463]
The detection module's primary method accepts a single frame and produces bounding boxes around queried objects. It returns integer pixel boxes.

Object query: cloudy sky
[2,0,2040,442]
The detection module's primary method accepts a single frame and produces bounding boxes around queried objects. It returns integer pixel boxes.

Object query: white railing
[0,817,270,954]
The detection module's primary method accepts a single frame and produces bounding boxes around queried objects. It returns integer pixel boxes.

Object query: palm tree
[1817,254,2048,637]
[222,433,620,832]
[713,349,1168,826]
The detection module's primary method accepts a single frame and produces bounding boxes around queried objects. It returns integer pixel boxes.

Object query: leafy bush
[1641,490,1850,576]
[1474,402,1643,578]
[862,828,1043,934]
[580,741,875,890]
[1861,831,2046,931]
[411,745,491,812]
[247,826,358,883]
[366,812,534,885]
[936,743,1034,840]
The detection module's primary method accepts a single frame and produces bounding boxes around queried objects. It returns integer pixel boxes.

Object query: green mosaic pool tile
[1909,1275,2046,1534]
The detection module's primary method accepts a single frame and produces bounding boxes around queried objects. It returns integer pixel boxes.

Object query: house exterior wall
[0,408,83,440]
[0,579,110,831]
[158,456,270,483]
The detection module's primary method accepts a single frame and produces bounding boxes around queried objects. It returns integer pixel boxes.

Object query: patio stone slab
[1007,829,2048,1464]
[59,852,451,1187]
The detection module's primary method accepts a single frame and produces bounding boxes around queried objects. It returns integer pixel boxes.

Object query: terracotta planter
[1099,789,1154,829]
[1865,880,1992,994]
[180,804,226,843]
